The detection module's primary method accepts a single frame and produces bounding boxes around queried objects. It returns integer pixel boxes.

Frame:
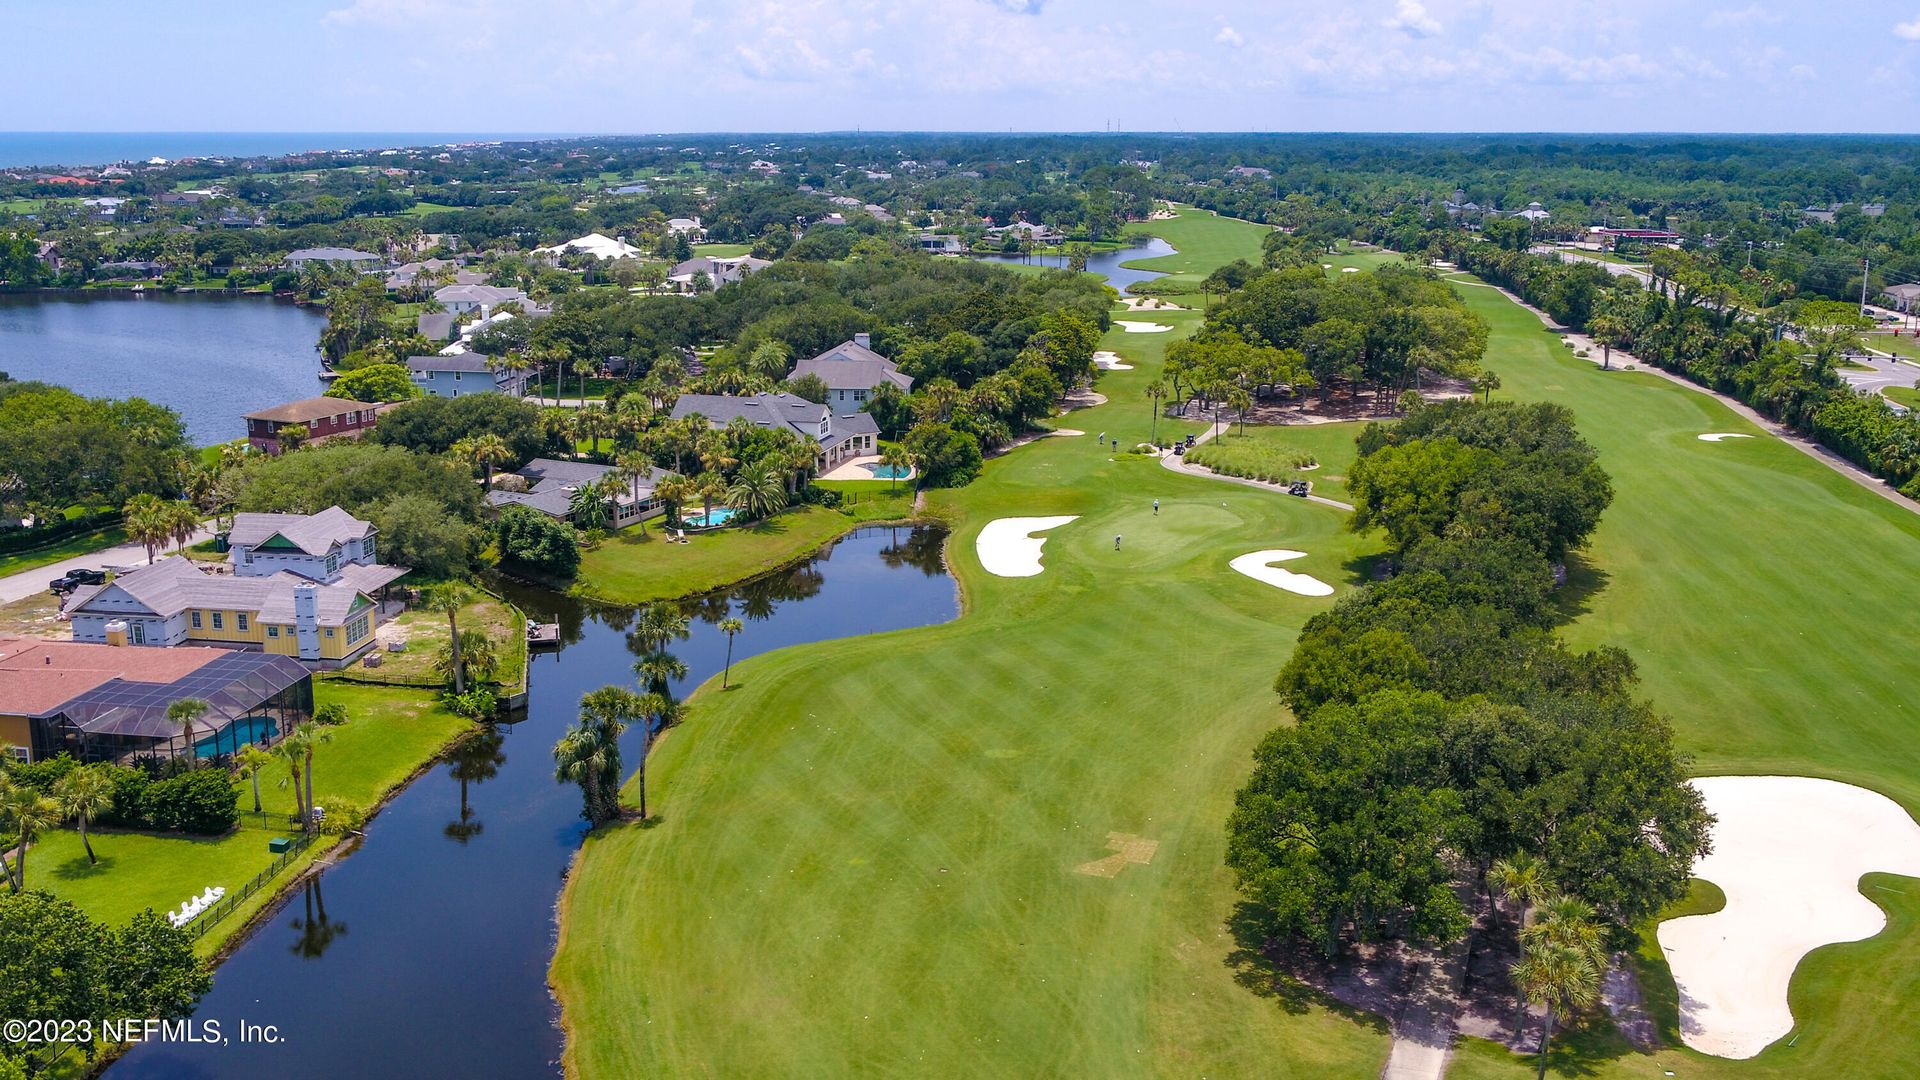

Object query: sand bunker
[976,516,1078,578]
[1074,832,1159,878]
[1698,433,1754,442]
[1658,776,1920,1059]
[1092,351,1134,370]
[1115,320,1172,334]
[1229,550,1334,597]
[1118,296,1181,311]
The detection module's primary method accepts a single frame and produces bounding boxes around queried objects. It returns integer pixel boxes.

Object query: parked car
[47,568,106,594]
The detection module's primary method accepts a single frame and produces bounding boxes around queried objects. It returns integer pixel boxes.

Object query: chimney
[294,583,320,660]
[853,332,871,349]
[105,619,128,647]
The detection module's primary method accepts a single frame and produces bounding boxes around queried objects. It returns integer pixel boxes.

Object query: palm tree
[274,732,308,830]
[554,685,645,827]
[298,722,334,828]
[633,650,688,700]
[1512,937,1601,1080]
[124,492,170,564]
[453,433,514,489]
[166,697,210,762]
[1488,852,1555,936]
[572,356,597,405]
[435,629,498,688]
[725,461,787,521]
[627,602,691,657]
[631,691,684,821]
[568,483,613,531]
[495,351,534,398]
[577,403,612,460]
[236,744,274,814]
[748,340,792,380]
[0,785,60,891]
[1476,370,1502,402]
[54,766,114,865]
[162,499,201,556]
[718,617,744,688]
[879,444,911,494]
[420,584,474,694]
[1145,379,1168,444]
[697,475,727,525]
[1227,386,1253,437]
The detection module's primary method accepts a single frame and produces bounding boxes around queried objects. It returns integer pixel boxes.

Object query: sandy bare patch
[1230,550,1334,596]
[1074,832,1159,878]
[976,516,1078,578]
[1658,776,1920,1059]
[1698,433,1754,443]
[1092,350,1134,370]
[1118,296,1182,311]
[1115,320,1172,334]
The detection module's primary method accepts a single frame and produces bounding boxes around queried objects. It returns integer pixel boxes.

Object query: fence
[181,829,317,942]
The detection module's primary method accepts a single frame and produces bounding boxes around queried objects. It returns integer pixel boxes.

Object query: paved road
[0,527,213,605]
[1846,350,1920,412]
[1158,420,1356,511]
[1531,245,1652,286]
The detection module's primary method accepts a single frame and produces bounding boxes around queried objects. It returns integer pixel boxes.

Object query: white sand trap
[1658,776,1920,1059]
[1118,296,1181,311]
[1092,351,1134,370]
[1340,266,1360,273]
[1229,550,1334,597]
[1698,433,1754,442]
[1115,320,1172,334]
[976,516,1078,578]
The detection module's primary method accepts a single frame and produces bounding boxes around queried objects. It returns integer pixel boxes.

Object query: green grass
[569,495,916,606]
[552,249,1391,1075]
[30,683,469,955]
[0,525,128,577]
[1884,384,1920,410]
[1186,436,1320,486]
[1119,204,1273,285]
[400,201,460,217]
[354,594,525,687]
[691,242,752,258]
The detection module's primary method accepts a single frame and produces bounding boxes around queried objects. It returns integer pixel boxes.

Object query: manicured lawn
[1120,204,1272,285]
[0,525,128,577]
[1885,384,1920,410]
[552,251,1391,1075]
[569,495,915,605]
[30,683,470,956]
[1424,272,1920,1077]
[691,242,752,258]
[361,593,526,687]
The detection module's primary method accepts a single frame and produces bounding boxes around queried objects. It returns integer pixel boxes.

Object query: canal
[109,525,957,1079]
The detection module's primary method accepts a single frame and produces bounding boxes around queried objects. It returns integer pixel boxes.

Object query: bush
[1186,442,1318,484]
[315,797,367,836]
[802,485,843,508]
[4,753,79,793]
[141,769,240,835]
[99,765,153,829]
[494,504,581,577]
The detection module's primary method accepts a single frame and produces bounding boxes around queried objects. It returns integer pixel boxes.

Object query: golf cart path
[1379,929,1471,1080]
[0,526,215,605]
[1451,274,1920,519]
[1159,421,1355,511]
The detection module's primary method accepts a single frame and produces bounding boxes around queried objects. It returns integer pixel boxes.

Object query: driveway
[0,527,213,605]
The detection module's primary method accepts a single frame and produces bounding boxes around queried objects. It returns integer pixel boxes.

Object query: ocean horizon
[0,131,577,170]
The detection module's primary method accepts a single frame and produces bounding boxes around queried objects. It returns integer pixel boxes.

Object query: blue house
[406,355,527,398]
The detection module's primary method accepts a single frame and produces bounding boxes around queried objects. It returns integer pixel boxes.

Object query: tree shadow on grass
[49,853,117,881]
[1339,550,1392,589]
[1222,901,1390,1033]
[1551,552,1611,627]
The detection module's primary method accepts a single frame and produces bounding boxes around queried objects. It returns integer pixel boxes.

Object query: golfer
[1114,534,1122,550]
[1153,499,1159,515]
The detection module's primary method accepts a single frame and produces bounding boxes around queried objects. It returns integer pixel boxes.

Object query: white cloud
[1897,18,1920,40]
[1789,63,1816,80]
[1706,6,1780,28]
[1216,25,1245,47]
[1384,0,1442,38]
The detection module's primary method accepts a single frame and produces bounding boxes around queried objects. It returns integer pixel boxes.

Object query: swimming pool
[863,463,912,480]
[681,507,741,529]
[194,714,280,759]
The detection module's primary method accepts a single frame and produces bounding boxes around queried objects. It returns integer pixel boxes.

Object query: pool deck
[820,454,915,482]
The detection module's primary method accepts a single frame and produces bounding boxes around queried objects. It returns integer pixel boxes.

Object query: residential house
[667,254,771,292]
[532,232,647,261]
[790,335,914,409]
[432,283,530,316]
[1228,165,1273,179]
[915,233,967,255]
[1511,202,1551,222]
[283,246,383,270]
[406,355,527,398]
[1885,283,1920,313]
[387,258,485,291]
[486,458,669,530]
[243,396,389,455]
[0,637,312,763]
[665,217,705,238]
[670,392,881,473]
[417,311,457,344]
[61,507,406,668]
[988,220,1064,245]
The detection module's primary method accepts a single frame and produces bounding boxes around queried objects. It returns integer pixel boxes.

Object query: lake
[107,524,958,1080]
[972,236,1177,292]
[0,292,327,446]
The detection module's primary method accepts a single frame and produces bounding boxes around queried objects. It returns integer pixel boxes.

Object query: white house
[790,335,914,409]
[432,283,530,316]
[532,232,647,261]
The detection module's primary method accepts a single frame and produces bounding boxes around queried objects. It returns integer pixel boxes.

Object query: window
[243,549,253,565]
[191,611,202,629]
[453,370,462,381]
[267,625,279,638]
[364,536,376,561]
[325,553,340,577]
[237,612,249,631]
[131,622,145,644]
[854,389,867,403]
[211,612,223,630]
[7,746,27,763]
[325,628,335,638]
[347,614,370,642]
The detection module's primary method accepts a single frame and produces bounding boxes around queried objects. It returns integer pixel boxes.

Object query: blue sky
[11,0,1917,133]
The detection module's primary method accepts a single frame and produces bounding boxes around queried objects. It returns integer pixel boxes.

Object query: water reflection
[110,525,956,1080]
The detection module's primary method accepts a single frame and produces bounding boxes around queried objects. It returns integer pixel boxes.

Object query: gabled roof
[229,507,372,556]
[408,354,498,374]
[433,283,527,306]
[485,457,668,518]
[286,246,381,263]
[792,340,914,393]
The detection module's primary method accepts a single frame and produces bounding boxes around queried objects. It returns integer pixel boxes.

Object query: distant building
[243,396,389,455]
[665,217,705,237]
[1511,201,1551,222]
[486,458,668,530]
[988,220,1063,244]
[790,335,914,409]
[915,233,967,255]
[667,254,771,292]
[283,247,383,270]
[532,232,647,261]
[432,283,530,316]
[1884,283,1920,313]
[1228,165,1272,179]
[406,355,527,398]
[670,392,880,473]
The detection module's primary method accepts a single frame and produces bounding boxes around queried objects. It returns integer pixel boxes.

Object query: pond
[0,291,327,446]
[972,236,1177,292]
[108,524,957,1080]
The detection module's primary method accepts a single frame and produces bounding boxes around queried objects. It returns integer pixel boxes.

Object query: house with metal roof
[485,458,669,529]
[670,392,881,473]
[406,354,528,398]
[790,335,913,409]
[0,636,312,763]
